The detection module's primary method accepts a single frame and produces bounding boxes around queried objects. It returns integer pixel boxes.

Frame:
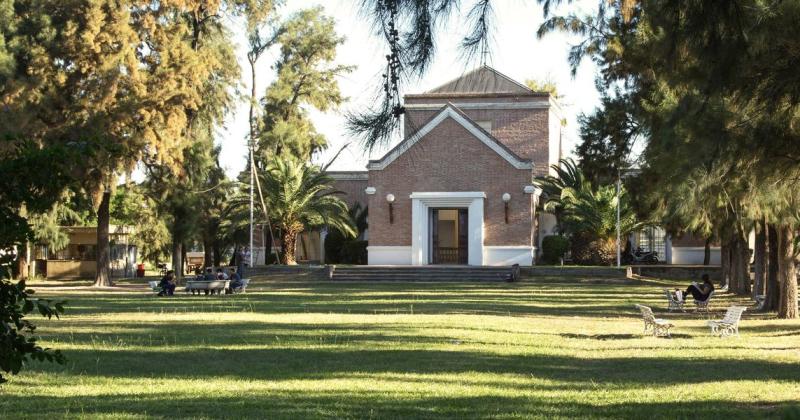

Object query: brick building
[322,66,564,266]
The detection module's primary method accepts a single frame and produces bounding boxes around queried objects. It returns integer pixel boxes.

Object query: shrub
[571,233,617,265]
[541,235,570,264]
[341,240,368,265]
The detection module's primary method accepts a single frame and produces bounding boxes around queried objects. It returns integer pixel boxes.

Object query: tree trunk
[203,238,213,271]
[777,225,798,319]
[766,224,780,311]
[213,243,222,267]
[282,230,298,265]
[17,242,29,280]
[720,241,731,289]
[733,230,751,295]
[753,220,766,297]
[703,237,711,266]
[94,190,113,287]
[172,239,183,280]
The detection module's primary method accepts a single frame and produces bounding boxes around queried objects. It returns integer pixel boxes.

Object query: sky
[217,0,601,178]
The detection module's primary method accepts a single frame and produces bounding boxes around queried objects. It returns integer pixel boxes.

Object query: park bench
[186,280,229,295]
[635,304,674,337]
[148,280,162,294]
[707,306,746,337]
[231,278,250,294]
[663,288,685,312]
[693,290,715,312]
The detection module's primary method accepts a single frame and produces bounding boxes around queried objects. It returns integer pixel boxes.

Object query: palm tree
[534,158,586,232]
[261,158,356,265]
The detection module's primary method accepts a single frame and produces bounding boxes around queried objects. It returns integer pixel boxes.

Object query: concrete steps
[330,265,512,282]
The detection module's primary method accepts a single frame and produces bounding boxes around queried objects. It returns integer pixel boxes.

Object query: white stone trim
[410,192,486,199]
[327,172,368,181]
[368,107,533,171]
[410,191,484,266]
[404,101,550,111]
[367,246,412,265]
[483,246,534,266]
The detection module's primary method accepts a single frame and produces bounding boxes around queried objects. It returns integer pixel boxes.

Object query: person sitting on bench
[683,274,714,301]
[203,267,216,280]
[158,271,176,296]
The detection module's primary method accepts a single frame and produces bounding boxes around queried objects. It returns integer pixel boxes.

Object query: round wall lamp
[502,193,511,223]
[386,194,395,223]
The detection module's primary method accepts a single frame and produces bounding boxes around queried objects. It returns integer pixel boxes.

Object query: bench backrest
[635,304,656,321]
[663,289,675,301]
[721,306,746,325]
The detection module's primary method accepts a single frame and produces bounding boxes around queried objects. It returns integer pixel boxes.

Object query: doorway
[430,208,468,264]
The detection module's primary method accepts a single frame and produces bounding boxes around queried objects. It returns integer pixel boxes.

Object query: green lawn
[3,276,800,419]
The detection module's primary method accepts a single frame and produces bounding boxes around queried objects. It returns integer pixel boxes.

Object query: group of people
[157,266,244,296]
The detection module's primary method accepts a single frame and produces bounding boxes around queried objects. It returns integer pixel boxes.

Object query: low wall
[521,266,628,278]
[671,246,721,265]
[46,260,95,279]
[246,265,328,280]
[629,265,722,281]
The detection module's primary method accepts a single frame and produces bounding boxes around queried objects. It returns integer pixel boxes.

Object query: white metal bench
[635,304,674,337]
[231,278,250,294]
[185,280,229,295]
[694,290,715,312]
[148,281,161,294]
[663,288,685,312]
[707,306,746,337]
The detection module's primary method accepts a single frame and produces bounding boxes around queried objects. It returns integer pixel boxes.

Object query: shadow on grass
[3,384,799,419]
[32,345,800,387]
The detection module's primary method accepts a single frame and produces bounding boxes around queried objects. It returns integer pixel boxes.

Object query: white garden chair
[635,304,674,337]
[707,306,746,337]
[663,288,686,312]
[694,290,715,312]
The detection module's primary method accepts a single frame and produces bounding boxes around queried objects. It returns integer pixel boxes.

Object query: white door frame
[410,192,485,265]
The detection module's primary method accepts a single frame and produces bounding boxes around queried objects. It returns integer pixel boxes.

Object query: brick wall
[368,117,533,247]
[404,96,551,176]
[329,176,368,210]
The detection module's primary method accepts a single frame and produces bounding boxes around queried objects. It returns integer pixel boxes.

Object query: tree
[534,158,587,233]
[110,184,171,266]
[260,158,355,265]
[576,92,640,187]
[257,7,352,161]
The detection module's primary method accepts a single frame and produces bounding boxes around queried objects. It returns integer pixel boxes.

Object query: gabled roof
[367,104,533,171]
[425,65,534,95]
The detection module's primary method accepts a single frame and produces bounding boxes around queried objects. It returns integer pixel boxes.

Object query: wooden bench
[635,304,674,337]
[186,280,229,295]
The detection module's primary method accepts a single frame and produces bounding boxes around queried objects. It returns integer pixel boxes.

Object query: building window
[635,227,666,260]
[476,120,492,132]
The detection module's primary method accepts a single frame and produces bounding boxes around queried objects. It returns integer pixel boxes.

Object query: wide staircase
[330,265,512,282]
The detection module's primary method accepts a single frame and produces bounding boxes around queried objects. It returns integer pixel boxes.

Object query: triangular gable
[426,65,532,95]
[367,105,533,171]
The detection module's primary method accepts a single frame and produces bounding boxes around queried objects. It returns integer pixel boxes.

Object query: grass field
[3,275,800,419]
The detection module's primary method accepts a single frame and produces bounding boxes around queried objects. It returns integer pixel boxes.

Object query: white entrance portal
[410,192,485,265]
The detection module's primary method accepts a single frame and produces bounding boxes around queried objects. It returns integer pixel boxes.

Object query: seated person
[216,268,229,280]
[228,269,243,292]
[157,270,176,296]
[203,268,216,280]
[682,274,715,301]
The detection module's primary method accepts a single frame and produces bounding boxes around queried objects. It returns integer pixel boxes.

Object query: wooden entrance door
[430,208,468,264]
